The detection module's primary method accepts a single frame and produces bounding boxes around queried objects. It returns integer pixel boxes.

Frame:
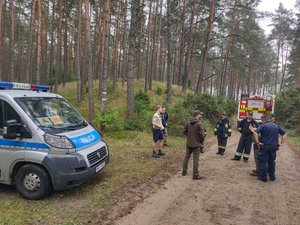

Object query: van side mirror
[3,120,32,139]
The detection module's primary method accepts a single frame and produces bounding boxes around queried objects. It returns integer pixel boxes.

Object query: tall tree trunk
[55,0,63,92]
[280,44,288,92]
[153,0,163,83]
[196,0,215,93]
[218,0,239,97]
[16,2,21,81]
[166,0,173,103]
[177,0,186,86]
[121,0,128,86]
[76,0,82,107]
[49,0,55,91]
[274,39,280,94]
[112,3,121,89]
[101,0,110,115]
[42,0,49,84]
[36,0,42,83]
[127,0,141,118]
[135,0,144,81]
[0,0,5,80]
[144,0,153,92]
[182,2,195,94]
[84,0,94,122]
[63,0,69,86]
[9,0,14,80]
[25,0,36,83]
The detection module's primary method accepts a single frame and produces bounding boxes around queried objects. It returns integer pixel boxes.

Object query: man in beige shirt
[152,105,165,158]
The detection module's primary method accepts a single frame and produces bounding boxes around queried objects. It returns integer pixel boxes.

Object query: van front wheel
[15,164,52,200]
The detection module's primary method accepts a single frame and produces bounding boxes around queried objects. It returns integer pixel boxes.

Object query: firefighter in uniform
[214,112,232,155]
[232,111,259,162]
[250,115,286,182]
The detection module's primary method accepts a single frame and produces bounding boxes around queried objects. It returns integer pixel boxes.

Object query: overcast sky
[258,0,297,35]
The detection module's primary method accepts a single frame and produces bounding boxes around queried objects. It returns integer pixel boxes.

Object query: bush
[168,94,238,136]
[124,111,153,131]
[182,93,221,121]
[276,87,300,134]
[134,90,150,114]
[155,87,163,95]
[95,108,123,131]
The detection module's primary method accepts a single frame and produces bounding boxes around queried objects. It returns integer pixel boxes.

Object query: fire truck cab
[237,94,275,123]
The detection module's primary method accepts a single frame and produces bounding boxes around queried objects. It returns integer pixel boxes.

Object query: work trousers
[183,147,200,176]
[259,145,277,181]
[253,144,260,173]
[217,136,228,154]
[235,135,253,160]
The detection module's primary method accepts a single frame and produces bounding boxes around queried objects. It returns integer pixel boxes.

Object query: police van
[0,81,109,200]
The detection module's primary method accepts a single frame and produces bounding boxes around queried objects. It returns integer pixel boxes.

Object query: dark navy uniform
[233,118,259,161]
[160,111,169,134]
[255,122,286,182]
[214,118,232,155]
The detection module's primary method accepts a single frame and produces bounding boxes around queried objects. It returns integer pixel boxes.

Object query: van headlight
[44,133,75,150]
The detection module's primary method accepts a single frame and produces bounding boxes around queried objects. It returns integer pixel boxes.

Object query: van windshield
[15,97,87,133]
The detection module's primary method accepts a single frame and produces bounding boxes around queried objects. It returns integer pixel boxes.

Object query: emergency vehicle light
[0,81,49,92]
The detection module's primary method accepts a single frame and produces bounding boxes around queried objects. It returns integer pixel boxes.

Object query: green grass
[287,130,300,151]
[0,80,190,225]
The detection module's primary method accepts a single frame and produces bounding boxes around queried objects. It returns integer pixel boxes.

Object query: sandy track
[115,131,300,225]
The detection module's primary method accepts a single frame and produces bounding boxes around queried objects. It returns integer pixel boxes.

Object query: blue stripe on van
[70,130,101,149]
[0,139,50,149]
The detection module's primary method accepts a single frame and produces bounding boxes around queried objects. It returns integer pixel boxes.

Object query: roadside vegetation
[0,81,236,225]
[275,87,300,150]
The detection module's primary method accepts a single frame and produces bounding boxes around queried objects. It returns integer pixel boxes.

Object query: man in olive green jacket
[182,110,205,180]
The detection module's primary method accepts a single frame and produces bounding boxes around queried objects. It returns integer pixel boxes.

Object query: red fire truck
[237,94,275,123]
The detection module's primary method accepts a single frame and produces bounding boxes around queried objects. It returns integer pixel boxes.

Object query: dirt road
[115,131,300,225]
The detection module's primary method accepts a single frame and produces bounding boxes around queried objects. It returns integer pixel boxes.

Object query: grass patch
[0,80,190,225]
[287,130,300,151]
[0,130,186,224]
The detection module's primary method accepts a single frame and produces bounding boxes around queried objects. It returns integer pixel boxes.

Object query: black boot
[231,155,241,161]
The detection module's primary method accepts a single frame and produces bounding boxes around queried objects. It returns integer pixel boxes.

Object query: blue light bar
[0,81,50,92]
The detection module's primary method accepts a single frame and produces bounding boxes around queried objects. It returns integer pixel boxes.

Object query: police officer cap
[248,111,253,116]
[270,113,275,118]
[192,110,204,117]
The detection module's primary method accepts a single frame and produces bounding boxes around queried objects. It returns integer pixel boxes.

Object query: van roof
[0,90,63,98]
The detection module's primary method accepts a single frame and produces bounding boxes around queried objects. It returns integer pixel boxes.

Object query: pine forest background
[0,0,300,123]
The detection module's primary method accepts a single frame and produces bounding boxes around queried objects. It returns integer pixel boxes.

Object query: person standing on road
[232,111,259,162]
[214,112,232,155]
[200,117,207,153]
[250,133,261,177]
[161,106,169,146]
[270,113,279,125]
[182,110,205,180]
[152,105,165,158]
[250,115,286,182]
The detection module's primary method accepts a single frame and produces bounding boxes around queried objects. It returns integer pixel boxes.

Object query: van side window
[4,101,21,123]
[0,100,21,135]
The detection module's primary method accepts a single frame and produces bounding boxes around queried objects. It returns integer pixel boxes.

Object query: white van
[0,81,109,200]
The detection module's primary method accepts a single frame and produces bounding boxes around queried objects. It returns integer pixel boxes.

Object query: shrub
[134,90,150,114]
[168,94,238,136]
[124,111,153,131]
[276,87,300,134]
[155,87,163,95]
[95,108,123,131]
